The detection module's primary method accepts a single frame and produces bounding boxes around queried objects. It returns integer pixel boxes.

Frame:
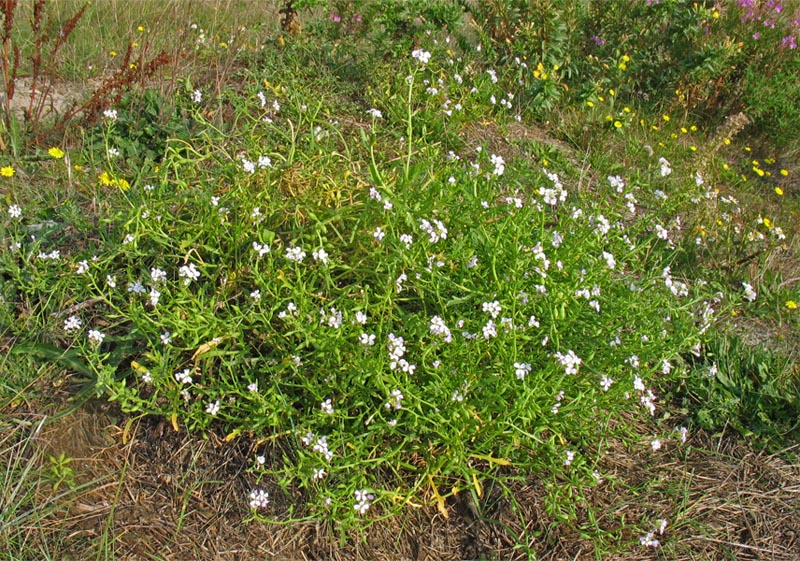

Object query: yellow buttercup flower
[780,169,789,176]
[786,300,798,310]
[775,187,784,196]
[614,121,623,128]
[48,147,65,159]
[1,165,14,177]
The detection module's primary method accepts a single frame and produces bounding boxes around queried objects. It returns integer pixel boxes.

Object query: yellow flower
[617,62,627,70]
[109,50,117,57]
[609,89,615,96]
[753,167,764,177]
[780,169,789,176]
[48,147,65,159]
[614,121,623,128]
[118,178,130,191]
[137,25,145,32]
[662,114,670,122]
[99,171,114,186]
[681,127,688,134]
[1,165,14,177]
[775,187,784,196]
[621,54,630,62]
[723,163,729,170]
[690,145,697,152]
[690,125,698,131]
[623,106,631,113]
[745,146,751,152]
[587,101,594,108]
[786,300,798,310]
[723,138,731,145]
[712,10,720,18]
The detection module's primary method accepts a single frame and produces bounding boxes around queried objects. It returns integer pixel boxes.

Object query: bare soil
[8,395,798,561]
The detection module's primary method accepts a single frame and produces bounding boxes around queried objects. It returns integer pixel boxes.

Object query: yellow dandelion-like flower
[609,89,615,96]
[723,138,731,145]
[622,54,630,62]
[587,101,595,108]
[775,187,784,196]
[662,114,670,122]
[99,171,114,186]
[137,25,145,32]
[690,125,698,131]
[681,127,688,134]
[598,96,605,102]
[118,178,130,191]
[109,50,117,57]
[48,147,65,158]
[614,121,623,128]
[780,169,789,176]
[605,115,613,122]
[1,165,15,177]
[690,145,697,151]
[753,167,765,177]
[723,163,729,170]
[786,300,798,310]
[745,146,751,152]
[624,106,632,113]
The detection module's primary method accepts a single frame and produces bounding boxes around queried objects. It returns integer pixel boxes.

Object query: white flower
[429,316,453,343]
[386,389,404,410]
[285,246,306,263]
[482,300,502,318]
[367,108,383,119]
[87,329,105,345]
[256,454,266,466]
[490,153,505,176]
[419,218,448,243]
[395,272,408,293]
[602,251,616,270]
[150,267,167,283]
[161,331,172,345]
[600,375,614,391]
[205,400,221,416]
[253,241,270,258]
[248,489,270,509]
[742,282,757,302]
[313,467,326,479]
[241,158,255,174]
[8,204,22,218]
[248,382,259,392]
[191,89,202,103]
[399,234,413,249]
[320,399,334,415]
[640,532,660,548]
[659,157,672,176]
[359,333,376,346]
[373,227,385,241]
[411,49,431,64]
[250,289,261,300]
[107,147,120,158]
[651,439,662,451]
[178,262,200,286]
[312,248,329,264]
[64,315,82,332]
[103,109,118,120]
[355,311,368,325]
[257,155,272,169]
[149,287,161,308]
[75,260,89,275]
[175,368,192,384]
[554,350,582,375]
[608,175,625,191]
[564,450,575,466]
[482,320,497,339]
[514,362,531,380]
